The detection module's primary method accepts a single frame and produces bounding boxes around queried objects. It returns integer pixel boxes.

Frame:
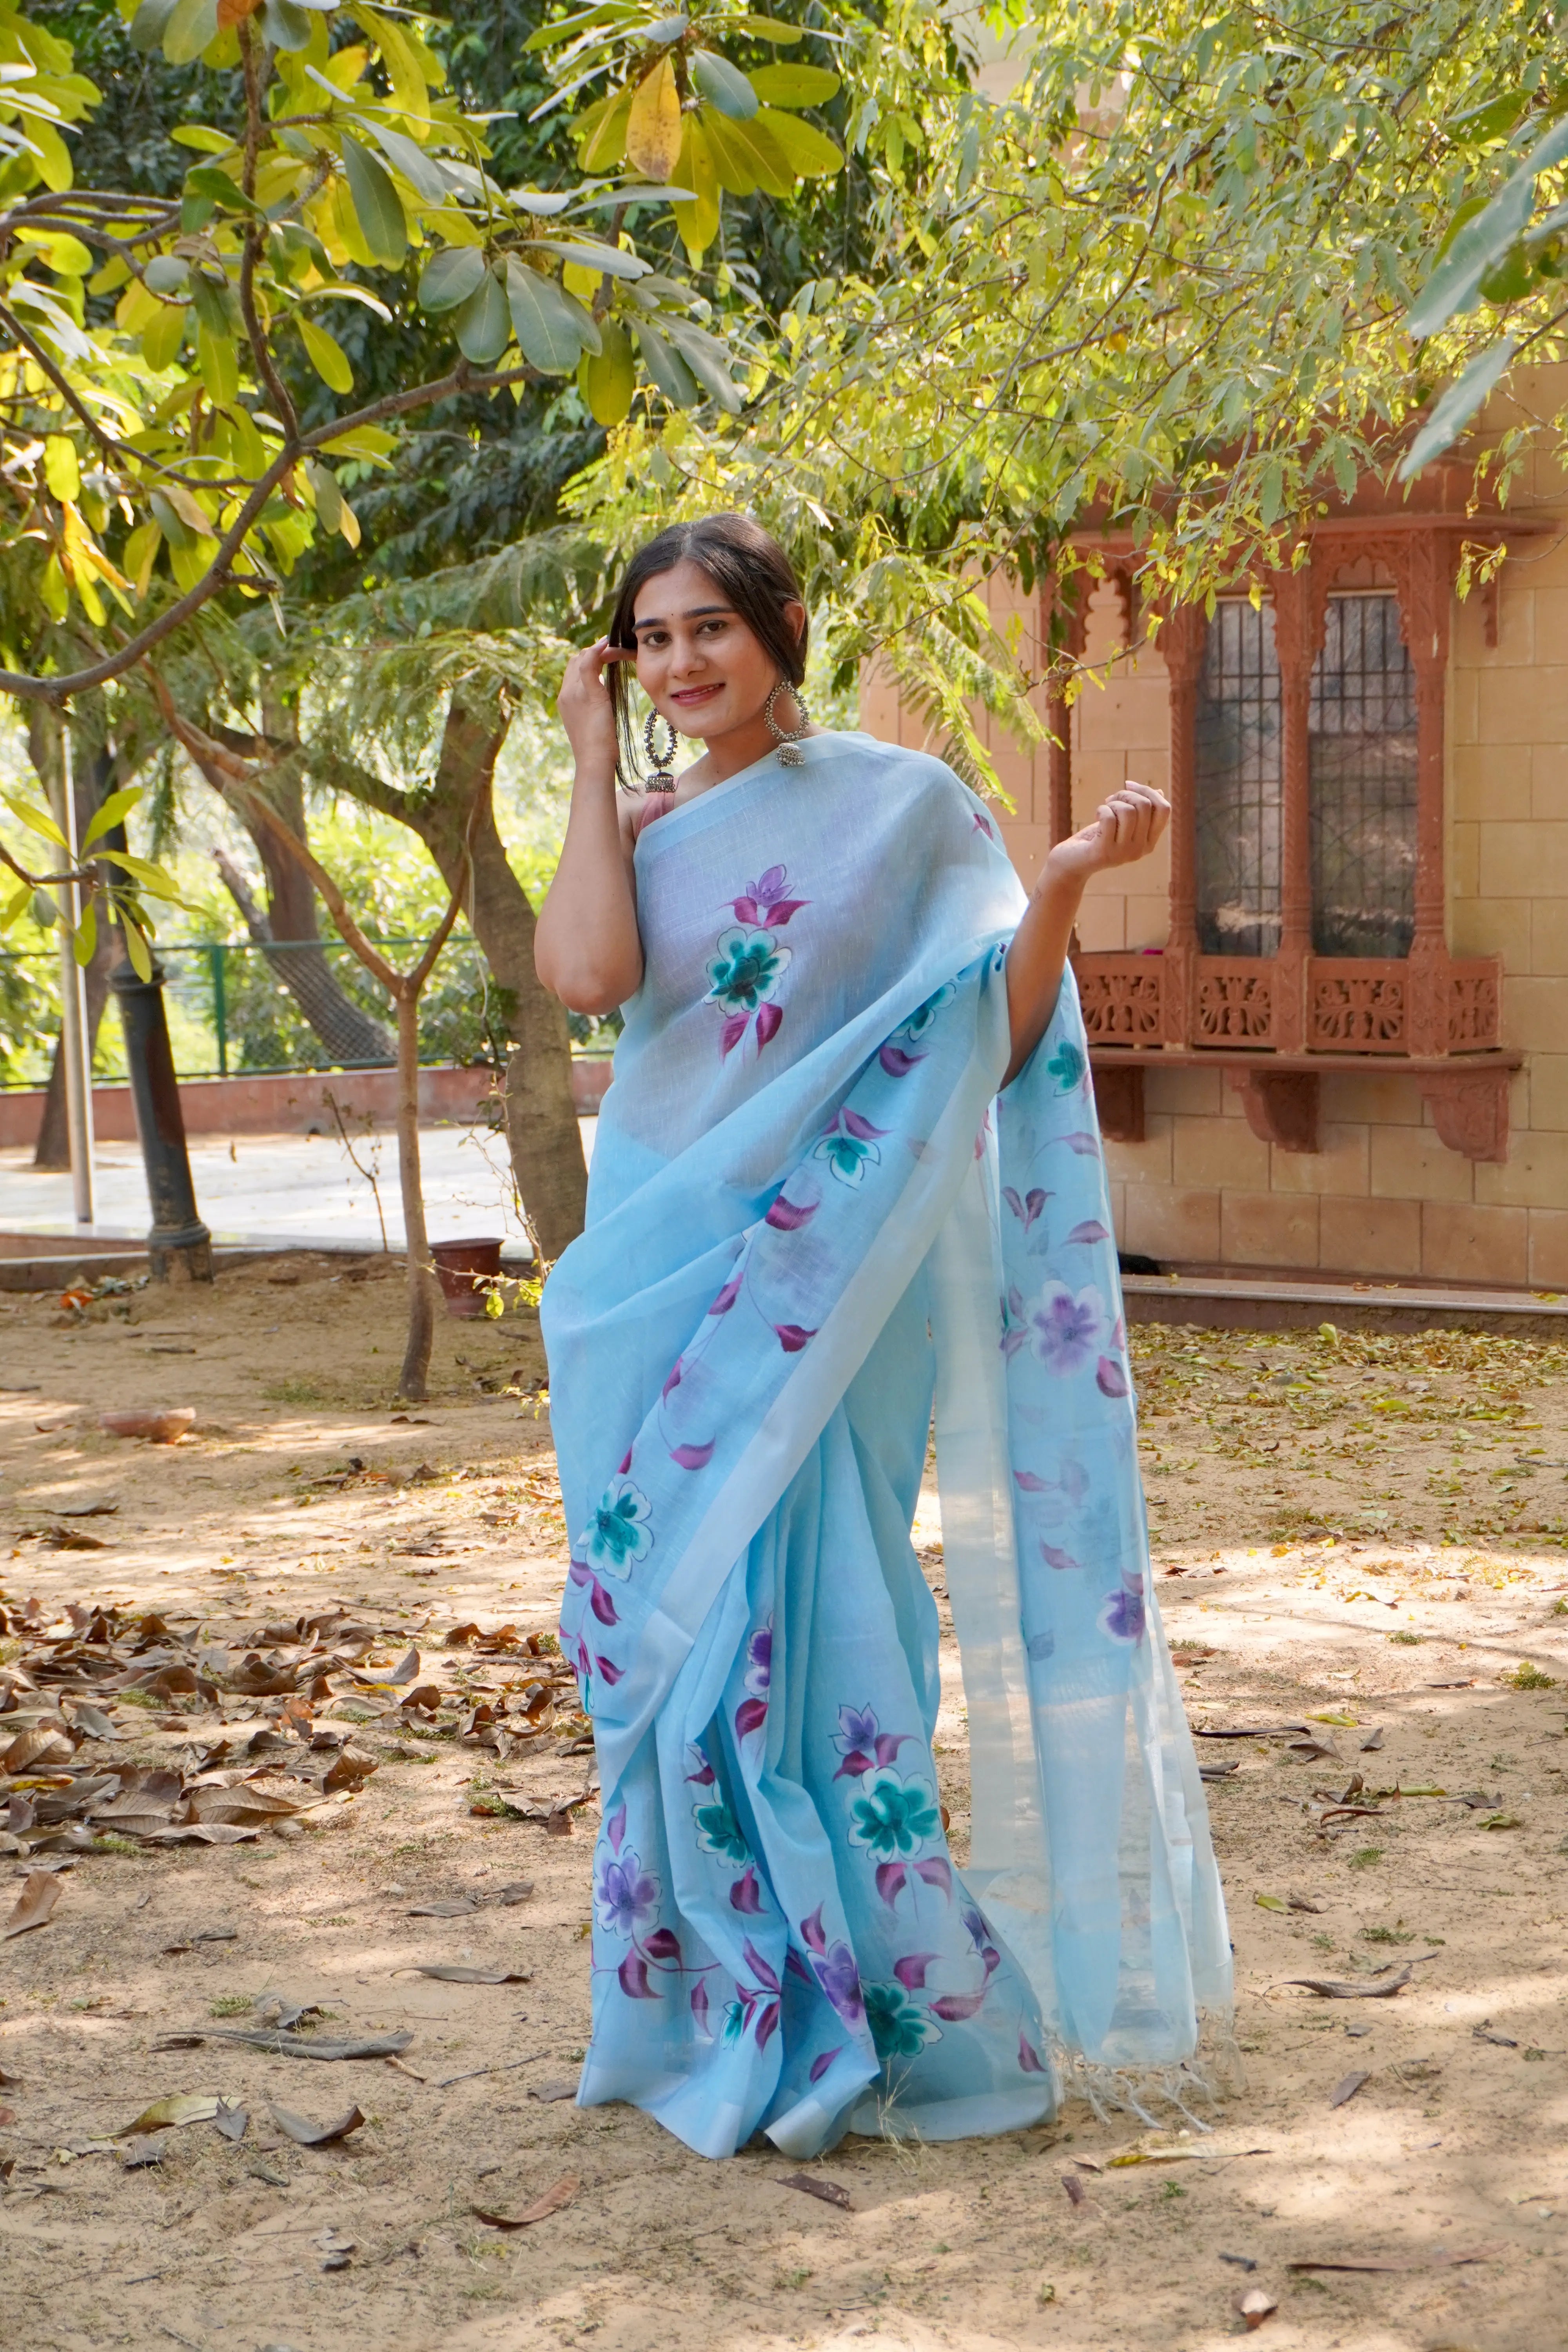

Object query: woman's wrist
[1035,841,1094,909]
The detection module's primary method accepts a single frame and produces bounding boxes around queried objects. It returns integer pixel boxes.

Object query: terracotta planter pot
[430,1236,504,1320]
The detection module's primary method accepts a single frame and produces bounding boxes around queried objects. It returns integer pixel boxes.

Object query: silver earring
[764,681,809,766]
[642,710,678,791]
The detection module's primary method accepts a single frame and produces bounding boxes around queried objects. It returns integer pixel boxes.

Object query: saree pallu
[541,731,1230,2160]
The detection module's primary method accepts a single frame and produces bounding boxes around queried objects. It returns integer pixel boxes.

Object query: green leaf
[505,256,599,372]
[94,850,184,899]
[665,318,741,411]
[339,134,407,269]
[452,266,511,365]
[197,327,238,406]
[634,319,698,407]
[82,786,143,851]
[581,84,633,172]
[1481,243,1534,302]
[128,0,180,54]
[185,163,261,216]
[306,457,342,532]
[363,120,449,204]
[1408,115,1568,338]
[169,125,235,154]
[417,244,487,314]
[580,316,634,426]
[644,13,688,42]
[532,236,649,281]
[162,0,219,65]
[1448,89,1526,145]
[689,51,758,121]
[701,108,793,198]
[735,14,804,42]
[144,253,190,295]
[1398,337,1519,479]
[31,889,58,931]
[188,269,232,339]
[523,3,626,54]
[260,0,313,50]
[73,899,97,968]
[297,314,354,393]
[746,62,839,107]
[0,881,31,932]
[756,107,840,177]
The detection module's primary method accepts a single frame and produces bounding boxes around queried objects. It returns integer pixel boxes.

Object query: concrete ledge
[0,1057,613,1148]
[1124,1269,1568,1339]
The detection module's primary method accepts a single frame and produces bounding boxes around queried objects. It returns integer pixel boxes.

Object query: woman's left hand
[1044,781,1170,887]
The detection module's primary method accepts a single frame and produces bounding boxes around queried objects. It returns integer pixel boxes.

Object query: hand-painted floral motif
[580,1475,653,1576]
[595,1848,662,1940]
[736,1615,772,1740]
[814,1106,887,1185]
[706,866,809,1059]
[832,1702,914,1780]
[863,1978,942,2060]
[692,1798,751,1865]
[721,1938,782,2050]
[848,1767,941,1860]
[800,1904,866,2024]
[1029,1282,1104,1376]
[1098,1574,1147,1646]
[1045,1038,1087,1094]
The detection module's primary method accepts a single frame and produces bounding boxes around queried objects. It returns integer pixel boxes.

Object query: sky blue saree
[541,730,1230,2160]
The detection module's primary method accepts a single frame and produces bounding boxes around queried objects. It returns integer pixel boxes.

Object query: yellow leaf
[579,318,633,426]
[625,55,681,182]
[40,550,68,621]
[197,325,238,406]
[338,495,361,549]
[354,5,429,124]
[580,85,632,171]
[142,301,186,373]
[44,434,79,502]
[124,520,160,599]
[1254,1893,1287,1912]
[671,114,719,259]
[116,278,160,334]
[562,261,600,301]
[298,314,353,394]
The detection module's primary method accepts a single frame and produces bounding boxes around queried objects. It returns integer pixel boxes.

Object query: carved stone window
[1194,599,1281,957]
[1309,592,1417,958]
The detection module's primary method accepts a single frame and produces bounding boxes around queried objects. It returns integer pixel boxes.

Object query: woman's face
[630,557,800,740]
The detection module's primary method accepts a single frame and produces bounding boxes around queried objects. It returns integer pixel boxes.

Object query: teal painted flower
[848,1768,941,1860]
[693,1800,750,1866]
[580,1475,652,1578]
[902,982,955,1043]
[1046,1038,1086,1094]
[705,925,791,1015]
[814,1128,880,1184]
[863,1979,942,2061]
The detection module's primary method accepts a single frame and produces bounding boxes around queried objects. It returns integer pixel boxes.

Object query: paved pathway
[0,1118,598,1254]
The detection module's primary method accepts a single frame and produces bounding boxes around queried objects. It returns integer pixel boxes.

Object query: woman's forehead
[632,558,735,629]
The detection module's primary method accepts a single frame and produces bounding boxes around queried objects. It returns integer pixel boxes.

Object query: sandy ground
[2,1260,1567,2352]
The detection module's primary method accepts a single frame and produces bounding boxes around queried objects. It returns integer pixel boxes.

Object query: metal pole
[209,942,229,1076]
[109,956,213,1282]
[51,725,94,1226]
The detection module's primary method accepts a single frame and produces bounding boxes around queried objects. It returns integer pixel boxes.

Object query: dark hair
[606,514,808,788]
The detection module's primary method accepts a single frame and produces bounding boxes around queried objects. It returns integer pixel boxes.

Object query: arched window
[1193,599,1281,957]
[1309,592,1417,958]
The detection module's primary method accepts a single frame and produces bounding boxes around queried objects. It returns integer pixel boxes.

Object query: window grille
[1309,593,1417,958]
[1194,599,1282,956]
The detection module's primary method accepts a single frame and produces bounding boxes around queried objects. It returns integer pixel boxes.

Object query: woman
[535,514,1229,2161]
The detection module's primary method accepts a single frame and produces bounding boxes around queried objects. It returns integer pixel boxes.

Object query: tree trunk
[243,769,396,1067]
[212,842,394,1068]
[32,738,120,1171]
[394,987,437,1401]
[408,699,588,1262]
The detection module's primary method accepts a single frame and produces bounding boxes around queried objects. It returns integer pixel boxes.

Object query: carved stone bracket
[1419,1069,1512,1164]
[1227,1069,1320,1154]
[1093,1061,1145,1144]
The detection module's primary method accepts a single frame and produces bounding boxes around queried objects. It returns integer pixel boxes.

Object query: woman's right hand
[557,637,629,777]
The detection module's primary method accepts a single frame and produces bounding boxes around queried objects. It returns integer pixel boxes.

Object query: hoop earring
[764,680,810,766]
[642,710,679,791]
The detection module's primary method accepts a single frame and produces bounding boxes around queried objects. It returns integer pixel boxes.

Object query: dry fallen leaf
[269,2101,364,2148]
[407,1898,477,1918]
[1359,1728,1385,1751]
[407,1964,532,1984]
[118,2092,221,2136]
[1061,2171,1086,2207]
[528,2080,579,2103]
[1288,1890,1328,1913]
[214,2100,248,2141]
[99,1407,195,1443]
[1287,2244,1505,2275]
[1234,2286,1278,2328]
[1277,1964,1424,2000]
[161,2027,413,2061]
[777,2171,853,2210]
[4,1872,62,1938]
[472,2174,580,2229]
[1328,2070,1370,2109]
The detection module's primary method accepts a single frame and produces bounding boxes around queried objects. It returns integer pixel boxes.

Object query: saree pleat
[543,731,1230,2158]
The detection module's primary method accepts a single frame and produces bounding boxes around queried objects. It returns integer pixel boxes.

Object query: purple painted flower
[684,1742,716,1788]
[595,1848,662,1940]
[1099,1577,1147,1646]
[835,1702,879,1755]
[813,1940,865,2024]
[960,1904,990,1954]
[744,1617,772,1698]
[1029,1282,1104,1376]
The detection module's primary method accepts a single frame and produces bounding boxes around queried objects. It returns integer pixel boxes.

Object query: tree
[570,0,1558,780]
